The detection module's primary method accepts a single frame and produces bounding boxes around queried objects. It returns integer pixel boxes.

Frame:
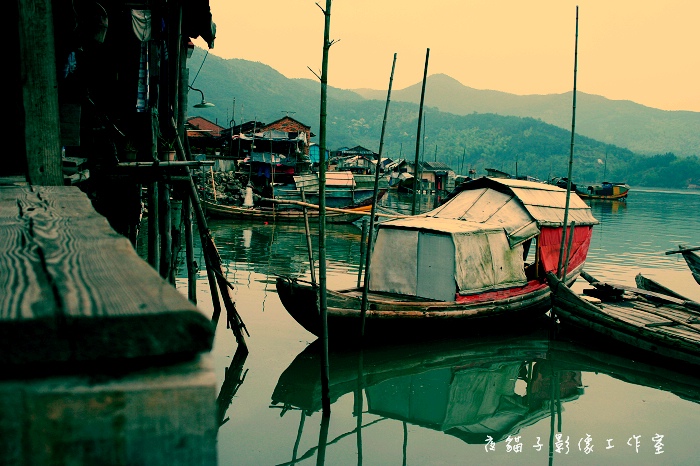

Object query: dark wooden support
[170,117,248,351]
[18,0,63,186]
[159,181,173,281]
[148,181,160,270]
[184,196,197,303]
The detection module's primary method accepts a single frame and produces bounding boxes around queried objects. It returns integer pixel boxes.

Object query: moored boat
[635,273,692,300]
[547,270,700,367]
[275,171,387,209]
[202,199,369,224]
[575,181,630,200]
[276,177,599,341]
[665,245,700,286]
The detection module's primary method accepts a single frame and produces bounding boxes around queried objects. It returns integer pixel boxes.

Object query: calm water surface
[178,188,700,465]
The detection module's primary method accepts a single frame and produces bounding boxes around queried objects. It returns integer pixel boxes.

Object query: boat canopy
[429,177,598,247]
[369,178,598,301]
[369,216,528,300]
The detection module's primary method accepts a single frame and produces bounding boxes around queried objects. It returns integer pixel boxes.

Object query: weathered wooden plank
[1,186,214,366]
[0,355,217,465]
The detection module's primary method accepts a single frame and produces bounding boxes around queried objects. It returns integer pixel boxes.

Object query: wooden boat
[274,171,387,209]
[575,181,630,200]
[666,245,700,286]
[547,270,700,367]
[271,329,582,445]
[276,177,599,341]
[202,199,368,224]
[634,273,692,300]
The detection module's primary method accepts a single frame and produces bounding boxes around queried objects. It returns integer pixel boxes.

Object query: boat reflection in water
[269,330,583,462]
[266,326,700,464]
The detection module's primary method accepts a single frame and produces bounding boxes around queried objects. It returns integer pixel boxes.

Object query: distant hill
[187,48,700,188]
[353,74,700,157]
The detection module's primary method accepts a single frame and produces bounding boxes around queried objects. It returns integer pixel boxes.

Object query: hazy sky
[192,0,699,112]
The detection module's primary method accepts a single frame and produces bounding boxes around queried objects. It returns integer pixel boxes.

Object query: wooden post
[411,48,430,215]
[159,181,173,281]
[183,196,197,303]
[318,0,334,416]
[148,181,160,269]
[361,53,397,337]
[357,218,368,287]
[210,167,218,201]
[18,0,63,186]
[557,7,579,279]
[561,221,576,280]
[300,189,316,285]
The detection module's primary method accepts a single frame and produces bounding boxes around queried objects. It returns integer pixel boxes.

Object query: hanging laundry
[132,10,152,112]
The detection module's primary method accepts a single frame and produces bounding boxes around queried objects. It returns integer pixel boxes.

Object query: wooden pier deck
[1,183,218,464]
[1,184,215,368]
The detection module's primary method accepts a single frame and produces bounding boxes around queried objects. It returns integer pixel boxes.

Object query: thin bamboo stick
[300,189,316,285]
[357,218,368,287]
[317,0,334,416]
[361,52,397,337]
[260,196,408,218]
[557,7,580,279]
[411,48,430,215]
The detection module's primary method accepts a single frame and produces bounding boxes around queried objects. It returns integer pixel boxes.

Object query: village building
[386,159,457,194]
[186,116,225,155]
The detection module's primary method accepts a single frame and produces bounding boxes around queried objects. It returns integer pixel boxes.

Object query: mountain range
[186,47,699,187]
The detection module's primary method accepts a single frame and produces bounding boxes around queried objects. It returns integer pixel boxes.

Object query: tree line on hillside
[188,50,699,188]
[320,103,700,188]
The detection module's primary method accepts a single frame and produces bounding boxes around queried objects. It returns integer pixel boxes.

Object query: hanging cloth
[132,10,151,112]
[131,10,152,41]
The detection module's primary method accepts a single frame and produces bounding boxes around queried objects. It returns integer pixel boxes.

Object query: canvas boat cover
[429,177,598,247]
[368,177,598,300]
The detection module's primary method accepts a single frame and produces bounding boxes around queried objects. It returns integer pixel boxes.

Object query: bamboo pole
[411,48,430,215]
[115,160,215,168]
[261,196,409,218]
[210,166,218,202]
[665,245,700,255]
[557,6,579,279]
[357,218,368,287]
[561,221,576,280]
[317,0,334,416]
[300,189,317,285]
[361,53,397,337]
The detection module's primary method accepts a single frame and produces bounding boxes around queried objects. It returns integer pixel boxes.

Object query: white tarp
[369,217,527,301]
